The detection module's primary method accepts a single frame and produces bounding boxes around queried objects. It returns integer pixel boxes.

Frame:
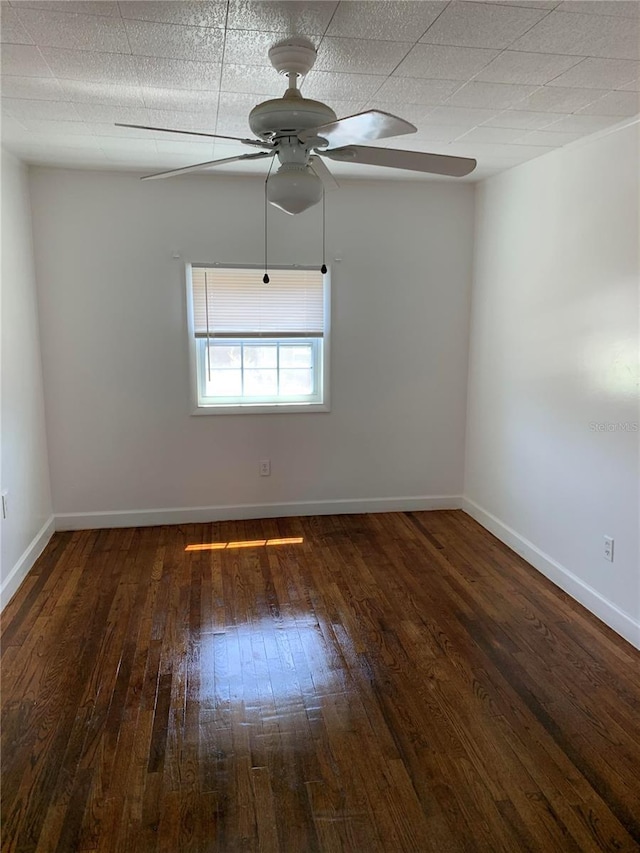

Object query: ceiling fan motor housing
[249,90,337,140]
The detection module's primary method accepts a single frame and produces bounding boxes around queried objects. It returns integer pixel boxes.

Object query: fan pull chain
[263,156,276,284]
[321,187,327,275]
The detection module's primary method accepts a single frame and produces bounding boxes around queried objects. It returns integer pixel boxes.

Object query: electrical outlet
[1,491,8,520]
[604,535,614,562]
[259,459,271,477]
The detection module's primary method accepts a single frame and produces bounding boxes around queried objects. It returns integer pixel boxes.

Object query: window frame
[186,263,331,415]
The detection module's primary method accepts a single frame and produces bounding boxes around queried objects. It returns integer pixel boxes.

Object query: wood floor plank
[2,510,640,852]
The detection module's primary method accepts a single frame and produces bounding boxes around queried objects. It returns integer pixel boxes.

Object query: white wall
[1,149,53,604]
[465,123,640,648]
[29,169,474,525]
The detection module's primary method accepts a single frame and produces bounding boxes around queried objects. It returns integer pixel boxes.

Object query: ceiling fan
[116,38,476,215]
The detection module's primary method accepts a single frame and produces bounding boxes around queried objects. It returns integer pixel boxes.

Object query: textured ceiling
[1,0,639,183]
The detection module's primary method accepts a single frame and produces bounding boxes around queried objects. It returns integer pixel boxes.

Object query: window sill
[191,402,331,416]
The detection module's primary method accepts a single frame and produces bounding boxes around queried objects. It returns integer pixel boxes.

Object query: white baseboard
[0,515,55,612]
[462,498,640,651]
[55,495,463,531]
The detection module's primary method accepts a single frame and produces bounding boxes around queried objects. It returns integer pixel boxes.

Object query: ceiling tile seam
[120,17,225,30]
[417,3,556,55]
[10,3,121,20]
[478,0,640,19]
[480,1,560,8]
[414,0,454,47]
[13,4,225,30]
[477,46,640,63]
[315,0,340,45]
[115,0,154,158]
[541,6,640,21]
[538,56,602,88]
[381,16,560,123]
[212,1,230,142]
[361,1,457,104]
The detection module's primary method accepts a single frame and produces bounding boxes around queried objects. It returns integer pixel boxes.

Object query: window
[187,265,329,414]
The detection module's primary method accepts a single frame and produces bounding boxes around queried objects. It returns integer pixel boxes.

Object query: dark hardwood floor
[2,510,640,852]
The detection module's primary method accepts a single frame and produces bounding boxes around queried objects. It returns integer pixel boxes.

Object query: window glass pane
[207,369,242,396]
[210,345,241,368]
[244,345,277,368]
[280,368,313,395]
[244,369,278,396]
[280,345,312,368]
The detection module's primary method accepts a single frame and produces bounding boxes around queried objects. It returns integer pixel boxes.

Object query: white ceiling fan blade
[309,155,339,190]
[300,110,416,148]
[141,151,275,181]
[323,145,476,178]
[114,123,271,149]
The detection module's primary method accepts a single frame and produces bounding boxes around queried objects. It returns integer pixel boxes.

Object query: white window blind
[191,266,325,339]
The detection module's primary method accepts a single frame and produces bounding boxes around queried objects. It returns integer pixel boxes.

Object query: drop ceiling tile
[301,70,386,102]
[14,7,130,52]
[220,64,285,96]
[145,108,219,133]
[554,1,640,18]
[476,51,582,85]
[223,29,285,66]
[0,114,29,136]
[98,136,158,153]
[577,89,640,115]
[444,140,555,161]
[17,148,109,167]
[544,113,622,131]
[73,103,150,124]
[23,133,102,149]
[327,1,446,41]
[1,43,53,77]
[2,97,81,121]
[510,11,640,60]
[134,56,221,91]
[120,2,227,27]
[123,19,225,62]
[394,44,499,79]
[40,47,138,84]
[515,85,607,112]
[420,2,547,49]
[446,81,539,109]
[18,117,95,135]
[455,125,527,143]
[472,0,559,9]
[1,75,65,100]
[12,3,121,17]
[517,129,584,145]
[422,105,499,126]
[60,80,145,107]
[546,57,640,89]
[225,2,337,36]
[141,87,220,113]
[217,91,262,116]
[1,5,35,43]
[483,109,565,128]
[315,37,412,75]
[392,127,466,145]
[367,76,460,106]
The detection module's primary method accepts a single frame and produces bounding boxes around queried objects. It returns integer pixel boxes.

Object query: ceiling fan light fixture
[266,164,323,215]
